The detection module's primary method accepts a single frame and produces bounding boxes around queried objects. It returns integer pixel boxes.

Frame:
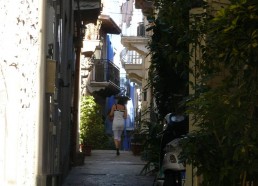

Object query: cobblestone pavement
[62,150,155,186]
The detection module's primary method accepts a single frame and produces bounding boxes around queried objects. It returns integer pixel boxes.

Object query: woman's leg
[114,140,118,148]
[113,130,120,155]
[113,130,123,155]
[116,130,123,155]
[116,140,120,155]
[113,130,119,147]
[117,140,121,149]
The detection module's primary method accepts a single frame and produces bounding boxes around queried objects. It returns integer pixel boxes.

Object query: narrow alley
[62,150,155,186]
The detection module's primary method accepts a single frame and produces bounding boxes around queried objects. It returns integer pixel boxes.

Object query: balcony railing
[121,50,143,65]
[90,59,120,89]
[122,22,152,38]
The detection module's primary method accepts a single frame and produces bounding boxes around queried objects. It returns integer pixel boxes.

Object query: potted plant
[131,130,146,156]
[80,95,109,156]
[80,141,92,156]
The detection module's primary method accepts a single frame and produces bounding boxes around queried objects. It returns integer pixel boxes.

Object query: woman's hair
[117,98,126,105]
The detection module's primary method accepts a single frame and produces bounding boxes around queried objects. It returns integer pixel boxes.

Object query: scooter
[154,113,188,186]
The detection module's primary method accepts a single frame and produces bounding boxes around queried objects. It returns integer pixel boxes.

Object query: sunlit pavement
[62,150,155,186]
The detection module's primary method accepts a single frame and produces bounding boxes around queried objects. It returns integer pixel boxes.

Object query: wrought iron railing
[91,59,120,88]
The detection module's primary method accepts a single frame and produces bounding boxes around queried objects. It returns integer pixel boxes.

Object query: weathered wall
[0,0,43,185]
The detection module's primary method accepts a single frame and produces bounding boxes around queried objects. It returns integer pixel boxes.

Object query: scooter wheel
[163,170,181,186]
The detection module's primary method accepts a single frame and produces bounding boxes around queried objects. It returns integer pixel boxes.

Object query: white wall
[0,1,44,185]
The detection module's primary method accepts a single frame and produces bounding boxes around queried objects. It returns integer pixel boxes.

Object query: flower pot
[81,144,92,156]
[131,143,143,156]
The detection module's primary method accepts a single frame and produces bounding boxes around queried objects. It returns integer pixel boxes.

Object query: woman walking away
[109,97,128,155]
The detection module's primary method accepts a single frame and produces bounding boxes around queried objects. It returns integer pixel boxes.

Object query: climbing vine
[180,0,258,185]
[147,0,258,185]
[147,0,203,119]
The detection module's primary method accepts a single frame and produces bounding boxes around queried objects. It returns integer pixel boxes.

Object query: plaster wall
[0,0,44,185]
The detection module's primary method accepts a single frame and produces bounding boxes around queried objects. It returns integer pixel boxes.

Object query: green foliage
[147,0,258,185]
[147,0,202,118]
[80,96,109,149]
[140,119,162,175]
[179,1,258,185]
[133,106,163,175]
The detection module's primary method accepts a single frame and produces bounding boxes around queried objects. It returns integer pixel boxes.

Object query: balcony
[88,59,120,97]
[121,50,143,85]
[81,39,101,57]
[75,0,102,24]
[135,0,153,16]
[124,63,143,85]
[121,23,149,55]
[121,36,149,55]
[98,14,121,35]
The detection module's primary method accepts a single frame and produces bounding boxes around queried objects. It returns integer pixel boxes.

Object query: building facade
[79,0,142,150]
[0,0,78,185]
[120,0,153,129]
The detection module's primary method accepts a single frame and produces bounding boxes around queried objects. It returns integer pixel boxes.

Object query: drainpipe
[71,47,81,164]
[36,0,47,184]
[71,0,82,165]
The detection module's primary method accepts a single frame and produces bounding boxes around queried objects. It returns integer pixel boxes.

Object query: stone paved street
[62,150,155,186]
